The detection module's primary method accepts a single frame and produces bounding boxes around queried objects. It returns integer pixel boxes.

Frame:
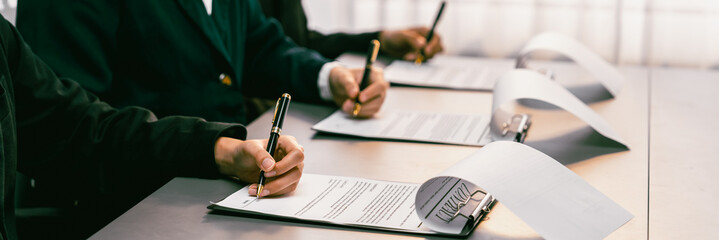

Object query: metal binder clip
[516,55,529,69]
[501,114,531,143]
[436,183,493,223]
[535,68,555,80]
[516,56,556,80]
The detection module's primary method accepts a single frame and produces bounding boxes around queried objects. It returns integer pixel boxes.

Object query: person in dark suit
[15,1,387,238]
[0,16,305,240]
[16,0,389,125]
[258,0,444,60]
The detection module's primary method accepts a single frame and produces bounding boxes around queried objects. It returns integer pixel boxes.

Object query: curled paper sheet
[415,141,633,239]
[211,142,632,238]
[519,32,625,97]
[490,69,628,148]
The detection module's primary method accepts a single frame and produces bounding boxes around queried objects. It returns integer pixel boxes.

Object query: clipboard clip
[501,114,531,143]
[516,56,556,80]
[435,183,494,224]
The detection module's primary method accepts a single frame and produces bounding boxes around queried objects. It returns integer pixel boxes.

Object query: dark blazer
[0,16,245,239]
[259,0,380,59]
[17,0,329,124]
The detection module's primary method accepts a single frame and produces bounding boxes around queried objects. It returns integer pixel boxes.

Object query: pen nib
[256,185,264,199]
[414,55,424,65]
[352,103,361,117]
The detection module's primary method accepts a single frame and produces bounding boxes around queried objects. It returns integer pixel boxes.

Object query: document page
[313,68,625,148]
[490,69,627,148]
[311,110,493,146]
[384,56,514,90]
[211,142,632,238]
[416,141,633,239]
[210,174,432,234]
[519,32,625,97]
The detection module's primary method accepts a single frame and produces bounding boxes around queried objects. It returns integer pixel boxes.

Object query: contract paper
[489,69,628,148]
[382,33,624,96]
[383,55,514,90]
[210,141,632,238]
[312,68,626,148]
[416,141,633,239]
[519,32,625,97]
[311,110,494,146]
[210,174,433,234]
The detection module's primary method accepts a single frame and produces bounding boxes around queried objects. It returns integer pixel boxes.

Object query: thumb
[338,69,360,99]
[402,31,426,50]
[250,147,275,172]
[403,52,418,61]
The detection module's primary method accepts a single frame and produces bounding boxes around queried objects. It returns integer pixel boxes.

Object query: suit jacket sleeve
[1,19,246,194]
[306,30,381,59]
[257,0,380,59]
[241,0,330,103]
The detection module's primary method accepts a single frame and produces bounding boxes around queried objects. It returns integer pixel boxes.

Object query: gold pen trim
[353,40,379,118]
[368,39,380,64]
[352,103,361,117]
[414,54,424,65]
[272,98,280,124]
[256,185,264,199]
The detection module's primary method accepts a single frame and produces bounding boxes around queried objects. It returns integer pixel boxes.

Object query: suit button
[219,73,232,86]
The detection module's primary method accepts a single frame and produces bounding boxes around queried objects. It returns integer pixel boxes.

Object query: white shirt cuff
[318,62,343,102]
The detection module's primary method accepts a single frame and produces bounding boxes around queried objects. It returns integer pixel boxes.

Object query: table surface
[88,58,702,240]
[648,68,719,239]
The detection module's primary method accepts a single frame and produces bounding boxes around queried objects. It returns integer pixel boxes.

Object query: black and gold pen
[257,93,291,199]
[415,1,446,65]
[352,39,381,117]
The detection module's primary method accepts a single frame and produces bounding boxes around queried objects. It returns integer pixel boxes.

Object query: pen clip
[272,97,280,125]
[366,39,380,67]
[516,55,556,80]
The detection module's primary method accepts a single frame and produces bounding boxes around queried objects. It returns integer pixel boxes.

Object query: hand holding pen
[327,43,389,118]
[212,93,305,199]
[256,93,292,199]
[416,1,446,64]
[353,40,381,117]
[375,1,445,62]
[378,27,444,62]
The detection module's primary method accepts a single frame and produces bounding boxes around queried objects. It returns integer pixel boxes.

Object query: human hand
[329,66,389,118]
[379,27,444,61]
[214,136,304,197]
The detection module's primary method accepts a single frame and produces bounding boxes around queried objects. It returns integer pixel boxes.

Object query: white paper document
[417,141,633,239]
[311,110,494,146]
[210,174,433,234]
[519,32,625,97]
[382,33,624,98]
[489,69,628,148]
[210,141,633,238]
[312,68,627,148]
[383,55,514,90]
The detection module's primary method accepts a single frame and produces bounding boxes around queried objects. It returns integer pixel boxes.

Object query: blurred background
[302,0,719,69]
[2,0,718,69]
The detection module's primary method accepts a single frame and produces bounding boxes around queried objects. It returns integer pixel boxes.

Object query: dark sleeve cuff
[350,31,382,52]
[307,31,381,59]
[187,122,247,179]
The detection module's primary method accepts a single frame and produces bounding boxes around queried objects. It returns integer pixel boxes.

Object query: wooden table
[649,68,719,239]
